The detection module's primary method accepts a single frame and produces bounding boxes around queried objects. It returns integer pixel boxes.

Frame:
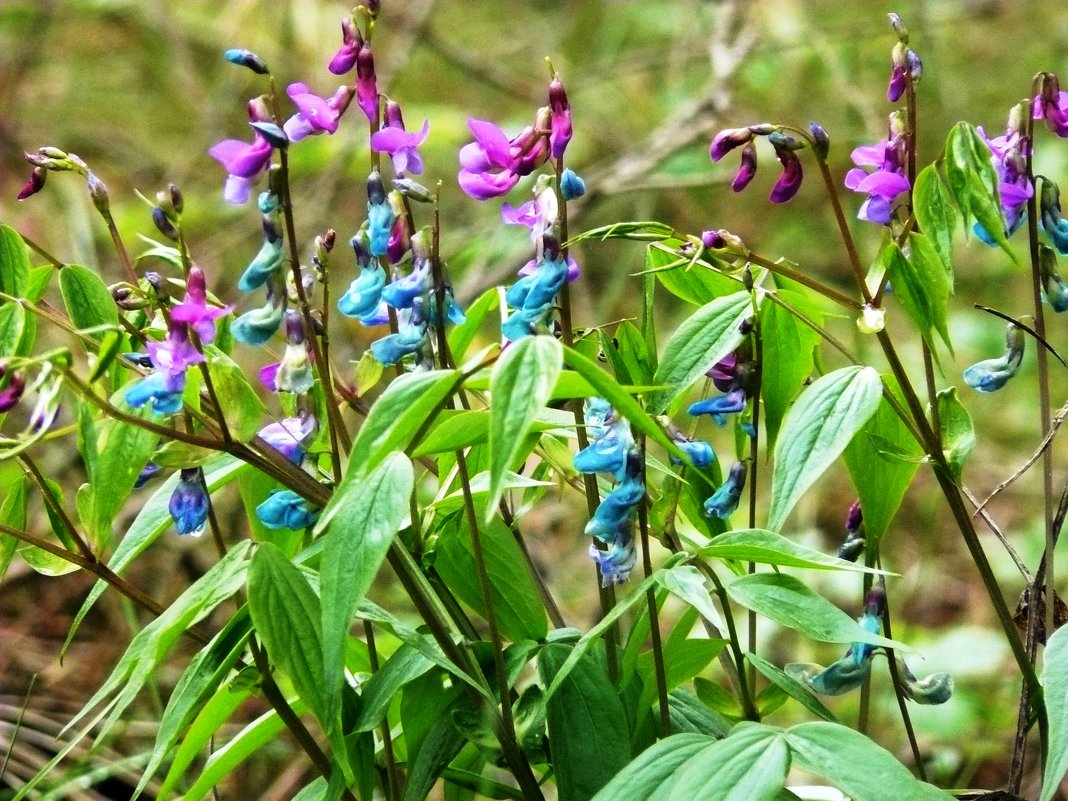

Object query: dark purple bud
[250,121,289,149]
[542,235,562,262]
[144,271,167,295]
[0,365,25,412]
[169,183,184,214]
[701,230,725,250]
[86,172,109,214]
[356,41,379,123]
[152,207,179,241]
[309,309,325,337]
[808,122,830,160]
[367,170,387,206]
[769,146,803,203]
[837,535,865,563]
[134,461,162,489]
[284,309,307,344]
[366,0,380,16]
[863,582,887,618]
[887,66,907,103]
[845,500,863,533]
[322,229,336,252]
[888,12,908,43]
[731,142,757,192]
[329,17,362,75]
[387,216,410,265]
[549,75,573,159]
[710,127,754,162]
[384,99,405,130]
[111,282,149,310]
[17,167,46,200]
[225,48,269,75]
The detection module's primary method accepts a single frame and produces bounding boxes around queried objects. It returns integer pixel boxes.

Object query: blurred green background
[5,0,1068,798]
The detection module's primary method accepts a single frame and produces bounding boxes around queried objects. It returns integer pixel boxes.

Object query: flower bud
[0,364,26,413]
[383,99,405,130]
[224,48,269,75]
[701,230,725,250]
[169,468,209,536]
[392,177,434,202]
[87,172,110,215]
[250,121,289,149]
[169,183,184,214]
[1040,244,1068,312]
[16,166,47,200]
[731,142,757,192]
[548,74,573,159]
[808,122,830,160]
[560,168,586,200]
[356,41,379,123]
[709,127,754,162]
[888,12,908,43]
[704,461,747,519]
[857,303,886,333]
[152,207,179,241]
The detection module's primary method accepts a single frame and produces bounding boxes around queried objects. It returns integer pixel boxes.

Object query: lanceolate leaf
[588,734,713,801]
[760,295,822,449]
[647,290,753,415]
[785,722,955,801]
[700,528,888,574]
[880,239,950,353]
[487,335,562,520]
[317,452,414,727]
[0,224,31,296]
[205,346,269,442]
[937,387,975,483]
[1040,624,1068,801]
[913,165,957,280]
[944,122,1014,258]
[59,263,118,341]
[768,366,882,531]
[843,377,923,545]
[744,652,838,723]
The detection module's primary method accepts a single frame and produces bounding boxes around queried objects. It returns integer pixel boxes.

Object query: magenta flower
[328,17,361,75]
[170,267,233,344]
[208,99,274,204]
[0,364,25,412]
[371,114,430,176]
[457,110,551,201]
[549,75,572,159]
[355,41,378,122]
[1033,74,1068,138]
[976,105,1032,244]
[844,115,910,225]
[769,134,803,203]
[282,83,353,142]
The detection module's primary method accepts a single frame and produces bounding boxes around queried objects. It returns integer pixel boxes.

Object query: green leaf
[487,335,562,519]
[699,528,889,574]
[637,638,726,713]
[205,346,269,442]
[589,734,713,801]
[353,643,434,732]
[913,165,957,281]
[744,652,838,723]
[540,642,631,801]
[248,542,328,725]
[0,302,26,359]
[944,122,1014,258]
[349,369,462,477]
[647,290,753,414]
[616,320,654,384]
[880,238,951,352]
[1040,624,1068,801]
[937,387,975,483]
[768,366,882,531]
[402,708,466,801]
[0,224,31,296]
[655,564,724,629]
[761,295,821,449]
[448,287,498,362]
[317,452,414,726]
[843,377,923,544]
[649,243,739,305]
[785,721,955,801]
[667,689,732,737]
[726,573,909,651]
[562,346,687,462]
[59,264,118,341]
[0,476,29,582]
[433,514,549,642]
[25,264,54,303]
[413,409,492,456]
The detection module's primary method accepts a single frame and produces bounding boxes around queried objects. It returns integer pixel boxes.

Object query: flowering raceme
[975,103,1032,245]
[844,112,910,225]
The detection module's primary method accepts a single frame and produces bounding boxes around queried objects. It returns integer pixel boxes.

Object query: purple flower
[259,414,316,464]
[328,17,361,75]
[975,106,1032,244]
[370,105,430,175]
[208,99,274,204]
[16,167,46,201]
[457,109,551,201]
[170,468,208,536]
[548,74,572,159]
[710,127,754,162]
[169,267,232,344]
[282,83,353,142]
[1033,74,1068,138]
[732,143,757,192]
[356,41,379,122]
[769,134,803,203]
[126,322,205,415]
[844,114,910,225]
[0,364,25,412]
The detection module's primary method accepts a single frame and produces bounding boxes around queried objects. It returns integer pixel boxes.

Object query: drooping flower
[1040,244,1068,312]
[548,74,572,159]
[282,82,353,142]
[258,414,316,464]
[710,126,806,203]
[1033,73,1068,138]
[381,257,431,310]
[689,388,747,427]
[371,299,430,367]
[589,536,637,588]
[170,267,232,344]
[232,283,286,345]
[768,132,804,203]
[264,311,313,395]
[560,168,586,200]
[169,468,209,536]
[659,417,715,469]
[1040,178,1068,255]
[256,489,321,530]
[844,112,910,225]
[328,16,361,75]
[501,246,569,341]
[134,462,162,490]
[963,321,1025,392]
[898,659,954,705]
[371,101,430,176]
[355,40,379,122]
[338,263,387,322]
[366,171,396,257]
[704,461,746,519]
[208,98,275,204]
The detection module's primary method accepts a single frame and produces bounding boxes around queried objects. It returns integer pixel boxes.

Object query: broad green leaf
[668,722,789,801]
[317,452,413,726]
[647,290,752,414]
[945,122,1014,258]
[0,475,29,581]
[1040,624,1068,801]
[248,542,328,725]
[413,409,492,456]
[205,346,269,442]
[589,733,713,801]
[655,564,724,630]
[726,573,908,652]
[349,369,461,476]
[744,652,838,723]
[562,346,687,462]
[761,296,821,449]
[540,642,631,801]
[401,669,466,766]
[352,643,434,732]
[843,378,923,544]
[667,689,733,737]
[25,264,54,303]
[62,455,247,659]
[0,224,31,296]
[0,302,25,358]
[448,287,498,362]
[433,514,549,642]
[59,263,118,341]
[487,335,562,519]
[937,387,975,483]
[402,707,466,801]
[768,366,882,531]
[617,320,654,384]
[786,721,955,801]
[699,528,888,574]
[913,165,957,280]
[649,243,739,305]
[637,638,726,713]
[880,239,950,353]
[60,541,251,743]
[132,609,252,799]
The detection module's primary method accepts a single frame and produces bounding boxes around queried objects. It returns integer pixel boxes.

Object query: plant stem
[697,562,759,721]
[637,435,670,736]
[363,620,402,801]
[879,576,927,781]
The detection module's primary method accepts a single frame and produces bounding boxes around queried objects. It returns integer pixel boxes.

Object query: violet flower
[259,414,316,464]
[705,461,747,519]
[328,17,361,75]
[844,113,910,225]
[355,41,379,123]
[0,364,25,412]
[208,98,275,204]
[769,132,804,203]
[1033,73,1068,138]
[548,74,572,159]
[457,108,551,201]
[170,468,209,536]
[975,103,1032,245]
[282,83,353,142]
[126,322,204,415]
[371,101,430,176]
[170,267,232,344]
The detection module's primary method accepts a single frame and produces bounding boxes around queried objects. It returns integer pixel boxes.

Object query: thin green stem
[813,159,873,303]
[744,251,862,310]
[637,436,670,736]
[18,454,94,560]
[363,620,402,801]
[697,561,759,721]
[101,208,138,286]
[881,602,927,782]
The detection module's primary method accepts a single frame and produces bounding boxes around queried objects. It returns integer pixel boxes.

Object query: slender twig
[18,455,93,560]
[637,436,670,736]
[363,621,402,801]
[697,561,759,721]
[881,601,927,781]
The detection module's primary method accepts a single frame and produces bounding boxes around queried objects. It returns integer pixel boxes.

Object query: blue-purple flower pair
[963,321,1025,393]
[975,103,1033,246]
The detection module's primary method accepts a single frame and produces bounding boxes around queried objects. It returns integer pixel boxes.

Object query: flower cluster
[573,398,642,586]
[689,351,756,430]
[963,321,1026,393]
[709,126,806,203]
[844,112,910,226]
[232,192,288,345]
[976,102,1032,245]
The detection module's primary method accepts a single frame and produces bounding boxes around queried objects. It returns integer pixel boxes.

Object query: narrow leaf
[206,346,269,442]
[913,165,957,281]
[761,295,821,449]
[59,264,118,341]
[0,224,31,296]
[1041,625,1068,801]
[700,528,889,574]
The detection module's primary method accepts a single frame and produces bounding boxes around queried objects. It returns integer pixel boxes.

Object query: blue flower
[381,259,431,310]
[560,168,586,201]
[367,200,395,257]
[584,476,644,541]
[501,305,549,341]
[134,462,162,489]
[256,490,321,530]
[704,461,746,519]
[574,435,630,479]
[232,296,286,345]
[238,238,285,292]
[589,535,637,587]
[338,264,387,320]
[371,324,427,366]
[670,438,715,469]
[688,388,747,426]
[125,370,186,415]
[259,414,316,464]
[169,468,209,536]
[964,322,1025,393]
[788,657,872,696]
[428,286,467,327]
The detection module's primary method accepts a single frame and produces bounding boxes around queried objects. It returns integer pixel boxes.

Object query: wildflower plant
[9,8,1068,801]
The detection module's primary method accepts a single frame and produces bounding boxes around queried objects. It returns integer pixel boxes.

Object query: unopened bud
[888,12,908,43]
[250,121,289,149]
[383,99,405,130]
[906,49,922,84]
[366,170,387,205]
[86,172,109,214]
[701,230,725,250]
[152,207,179,241]
[808,122,830,160]
[169,183,184,214]
[392,177,434,202]
[224,48,270,75]
[16,166,47,200]
[748,123,778,136]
